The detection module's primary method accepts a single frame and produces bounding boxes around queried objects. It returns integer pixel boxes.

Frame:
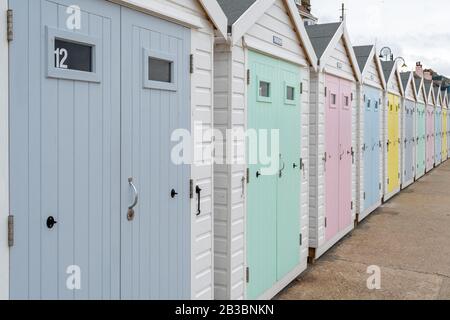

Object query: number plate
[54,39,93,72]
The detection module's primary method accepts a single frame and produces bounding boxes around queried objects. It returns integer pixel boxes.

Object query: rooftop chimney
[415,62,423,77]
[302,0,311,13]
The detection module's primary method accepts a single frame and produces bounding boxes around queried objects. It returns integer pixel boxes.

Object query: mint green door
[276,60,301,280]
[247,51,301,299]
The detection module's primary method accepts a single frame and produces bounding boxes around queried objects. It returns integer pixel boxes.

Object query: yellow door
[443,109,448,159]
[388,94,400,193]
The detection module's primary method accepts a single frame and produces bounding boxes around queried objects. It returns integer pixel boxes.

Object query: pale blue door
[404,100,415,183]
[10,0,191,300]
[120,7,191,300]
[9,0,121,299]
[363,86,381,210]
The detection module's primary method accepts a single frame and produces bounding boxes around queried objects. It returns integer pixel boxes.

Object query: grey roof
[353,45,373,73]
[217,0,257,27]
[305,22,342,59]
[414,75,422,95]
[424,79,432,96]
[381,61,396,83]
[400,72,411,92]
[434,83,441,102]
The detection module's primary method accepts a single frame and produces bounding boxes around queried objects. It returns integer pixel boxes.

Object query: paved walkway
[277,161,450,300]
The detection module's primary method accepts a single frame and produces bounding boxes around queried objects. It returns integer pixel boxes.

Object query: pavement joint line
[327,255,450,280]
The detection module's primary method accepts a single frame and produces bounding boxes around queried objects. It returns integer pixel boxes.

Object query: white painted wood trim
[232,0,275,45]
[360,46,386,89]
[109,0,205,29]
[242,36,307,67]
[283,0,317,71]
[358,200,382,223]
[198,0,228,39]
[0,0,10,300]
[373,50,387,90]
[319,22,361,83]
[257,263,307,300]
[315,223,354,260]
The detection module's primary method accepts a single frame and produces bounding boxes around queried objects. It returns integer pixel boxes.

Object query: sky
[311,0,450,76]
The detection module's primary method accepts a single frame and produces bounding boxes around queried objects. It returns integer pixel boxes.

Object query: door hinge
[299,233,303,246]
[325,87,327,97]
[7,9,13,42]
[363,192,366,200]
[351,201,353,210]
[387,178,390,185]
[246,267,250,283]
[8,215,14,247]
[351,93,354,101]
[363,94,366,102]
[300,82,303,94]
[190,179,194,199]
[324,217,327,228]
[246,168,250,184]
[190,54,194,74]
[247,69,250,85]
[379,183,382,190]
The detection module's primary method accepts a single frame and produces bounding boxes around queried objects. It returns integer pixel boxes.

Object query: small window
[259,81,271,98]
[331,94,337,105]
[46,26,101,83]
[143,49,177,91]
[344,96,350,107]
[367,99,371,110]
[149,57,172,83]
[54,39,93,72]
[375,101,379,110]
[286,86,295,101]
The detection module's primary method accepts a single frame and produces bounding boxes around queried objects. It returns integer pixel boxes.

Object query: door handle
[171,189,179,198]
[196,186,202,216]
[279,157,285,178]
[127,177,139,221]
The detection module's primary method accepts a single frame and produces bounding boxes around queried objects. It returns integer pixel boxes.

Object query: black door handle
[196,186,202,216]
[47,216,58,229]
[171,189,178,198]
[256,170,261,178]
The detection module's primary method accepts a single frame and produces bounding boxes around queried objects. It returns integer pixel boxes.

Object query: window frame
[257,76,273,103]
[284,81,298,105]
[143,48,178,91]
[46,26,101,83]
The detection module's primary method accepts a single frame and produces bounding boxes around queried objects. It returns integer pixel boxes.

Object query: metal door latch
[46,216,58,229]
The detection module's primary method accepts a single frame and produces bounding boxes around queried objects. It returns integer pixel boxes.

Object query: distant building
[295,0,318,25]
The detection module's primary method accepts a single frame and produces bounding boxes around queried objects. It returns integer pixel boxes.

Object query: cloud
[312,0,450,75]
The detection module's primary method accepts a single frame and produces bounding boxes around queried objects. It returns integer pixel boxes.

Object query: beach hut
[442,88,448,161]
[414,75,427,180]
[353,45,386,222]
[213,0,317,300]
[381,61,404,201]
[424,79,435,172]
[2,0,228,300]
[305,22,361,260]
[400,71,417,189]
[434,83,443,166]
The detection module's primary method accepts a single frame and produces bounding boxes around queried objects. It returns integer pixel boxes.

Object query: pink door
[339,80,353,232]
[325,75,340,241]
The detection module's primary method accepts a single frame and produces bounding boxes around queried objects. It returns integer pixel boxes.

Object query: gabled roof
[424,79,435,105]
[217,0,255,26]
[400,71,416,100]
[305,23,341,60]
[217,0,317,69]
[305,22,361,81]
[199,0,229,39]
[381,60,404,96]
[414,74,423,95]
[353,45,386,89]
[353,45,373,72]
[381,61,396,83]
[434,83,441,105]
[441,88,448,107]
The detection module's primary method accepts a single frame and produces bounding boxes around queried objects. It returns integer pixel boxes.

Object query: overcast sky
[311,0,450,76]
